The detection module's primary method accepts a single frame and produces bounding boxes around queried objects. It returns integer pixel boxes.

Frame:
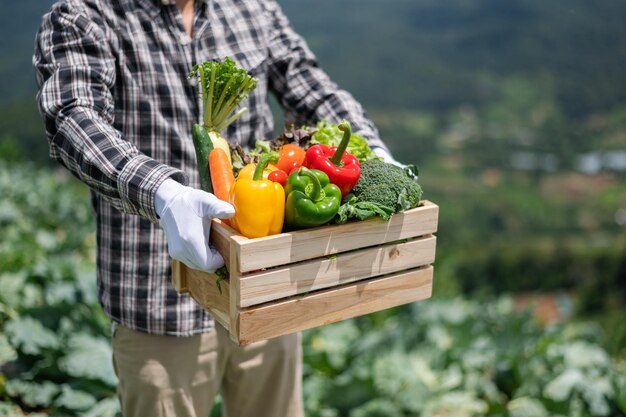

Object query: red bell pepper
[303,120,360,198]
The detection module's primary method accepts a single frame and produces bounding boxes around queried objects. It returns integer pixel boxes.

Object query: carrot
[209,148,235,203]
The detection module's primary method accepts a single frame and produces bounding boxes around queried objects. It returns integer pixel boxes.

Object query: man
[34,0,397,416]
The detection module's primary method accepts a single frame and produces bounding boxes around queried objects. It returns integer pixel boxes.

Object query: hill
[2,0,626,164]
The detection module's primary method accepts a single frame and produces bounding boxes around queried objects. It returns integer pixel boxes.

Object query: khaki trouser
[112,323,304,417]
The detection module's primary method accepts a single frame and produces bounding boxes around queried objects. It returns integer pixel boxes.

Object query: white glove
[155,179,235,272]
[373,147,406,168]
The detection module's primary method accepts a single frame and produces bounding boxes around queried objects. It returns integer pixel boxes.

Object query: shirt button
[161,0,171,5]
[179,34,192,46]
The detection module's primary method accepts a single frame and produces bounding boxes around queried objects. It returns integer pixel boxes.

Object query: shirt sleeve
[33,2,186,224]
[262,1,390,153]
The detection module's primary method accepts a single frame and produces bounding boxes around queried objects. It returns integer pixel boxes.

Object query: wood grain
[209,219,242,273]
[230,201,438,273]
[236,266,433,345]
[185,268,231,331]
[238,235,436,307]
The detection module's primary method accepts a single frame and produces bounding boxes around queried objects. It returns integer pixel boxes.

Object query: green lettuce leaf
[311,120,378,162]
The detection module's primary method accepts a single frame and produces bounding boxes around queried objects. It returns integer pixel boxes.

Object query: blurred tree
[0,135,25,163]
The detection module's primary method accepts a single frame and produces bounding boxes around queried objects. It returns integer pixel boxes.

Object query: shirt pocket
[230,46,268,78]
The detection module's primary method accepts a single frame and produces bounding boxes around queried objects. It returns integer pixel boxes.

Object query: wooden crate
[172,200,439,345]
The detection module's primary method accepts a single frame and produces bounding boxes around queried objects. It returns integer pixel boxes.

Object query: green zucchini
[191,123,214,193]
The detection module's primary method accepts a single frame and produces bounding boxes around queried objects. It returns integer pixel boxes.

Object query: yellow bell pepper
[230,153,285,238]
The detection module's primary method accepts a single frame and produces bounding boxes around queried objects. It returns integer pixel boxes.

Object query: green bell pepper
[284,167,342,230]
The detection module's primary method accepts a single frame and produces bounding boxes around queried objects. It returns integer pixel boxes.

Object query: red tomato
[267,169,288,186]
[276,144,306,173]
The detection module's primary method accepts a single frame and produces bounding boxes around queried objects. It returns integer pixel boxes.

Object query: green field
[1,161,625,416]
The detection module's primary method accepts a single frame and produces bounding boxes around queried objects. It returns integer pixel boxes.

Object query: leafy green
[349,399,404,417]
[55,385,97,411]
[247,139,273,162]
[271,123,315,149]
[228,142,251,177]
[59,334,117,386]
[0,402,23,417]
[334,196,394,224]
[311,120,378,162]
[82,398,121,417]
[308,321,359,370]
[5,381,59,407]
[4,317,59,355]
[0,335,16,366]
[507,397,550,417]
[189,57,258,132]
[301,297,626,417]
[335,160,422,223]
[215,266,229,295]
[422,391,488,417]
[0,162,117,416]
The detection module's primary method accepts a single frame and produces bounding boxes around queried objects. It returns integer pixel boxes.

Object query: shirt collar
[135,0,210,19]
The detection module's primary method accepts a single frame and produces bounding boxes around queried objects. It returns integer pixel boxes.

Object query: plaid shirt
[33,0,387,336]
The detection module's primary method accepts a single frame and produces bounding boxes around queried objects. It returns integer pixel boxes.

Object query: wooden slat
[238,235,436,307]
[185,268,231,331]
[229,265,241,340]
[232,201,439,273]
[235,266,433,345]
[209,219,243,273]
[171,260,188,293]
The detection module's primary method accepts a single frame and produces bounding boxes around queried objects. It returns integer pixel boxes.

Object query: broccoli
[335,160,423,224]
[352,160,422,211]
